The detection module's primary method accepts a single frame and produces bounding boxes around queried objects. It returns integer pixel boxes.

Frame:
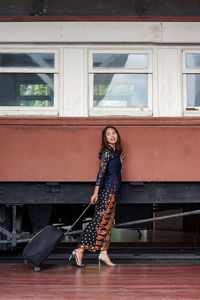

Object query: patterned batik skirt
[78,187,116,252]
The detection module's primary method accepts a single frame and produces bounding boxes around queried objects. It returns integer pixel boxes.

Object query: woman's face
[105,128,118,147]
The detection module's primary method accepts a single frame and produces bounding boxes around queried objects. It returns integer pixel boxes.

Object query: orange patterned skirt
[78,188,116,252]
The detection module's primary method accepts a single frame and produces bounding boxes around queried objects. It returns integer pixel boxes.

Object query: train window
[183,50,200,115]
[0,73,53,107]
[186,74,200,107]
[93,73,148,107]
[0,53,54,68]
[93,54,148,69]
[0,49,58,115]
[186,54,200,68]
[89,50,152,116]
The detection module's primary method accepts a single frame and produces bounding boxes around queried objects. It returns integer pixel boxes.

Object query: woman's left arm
[120,151,126,162]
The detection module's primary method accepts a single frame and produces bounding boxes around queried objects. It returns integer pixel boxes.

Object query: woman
[69,126,124,267]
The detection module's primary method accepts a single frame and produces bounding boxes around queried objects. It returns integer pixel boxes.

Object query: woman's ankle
[77,248,84,254]
[100,251,107,255]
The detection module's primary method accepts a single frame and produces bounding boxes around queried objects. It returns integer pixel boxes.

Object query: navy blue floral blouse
[96,148,122,199]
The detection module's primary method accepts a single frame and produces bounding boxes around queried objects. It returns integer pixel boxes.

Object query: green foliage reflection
[20,84,51,106]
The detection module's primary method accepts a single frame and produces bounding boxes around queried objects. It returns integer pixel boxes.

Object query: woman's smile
[106,128,118,146]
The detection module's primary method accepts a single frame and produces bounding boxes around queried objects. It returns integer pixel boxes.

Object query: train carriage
[1,19,200,249]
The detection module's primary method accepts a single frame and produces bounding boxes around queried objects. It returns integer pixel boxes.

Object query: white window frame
[88,49,153,116]
[183,49,200,116]
[0,48,59,116]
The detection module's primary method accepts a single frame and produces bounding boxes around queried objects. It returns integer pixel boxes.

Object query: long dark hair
[99,126,123,159]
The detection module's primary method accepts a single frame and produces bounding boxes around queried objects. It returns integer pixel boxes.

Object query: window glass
[0,53,54,68]
[93,54,148,69]
[0,73,54,106]
[186,54,200,68]
[93,73,148,107]
[186,74,200,106]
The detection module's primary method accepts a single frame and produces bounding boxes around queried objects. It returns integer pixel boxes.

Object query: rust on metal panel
[0,117,200,182]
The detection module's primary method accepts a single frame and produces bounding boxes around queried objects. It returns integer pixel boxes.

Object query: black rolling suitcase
[23,203,91,271]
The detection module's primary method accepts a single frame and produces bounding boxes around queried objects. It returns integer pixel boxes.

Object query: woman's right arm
[91,185,100,204]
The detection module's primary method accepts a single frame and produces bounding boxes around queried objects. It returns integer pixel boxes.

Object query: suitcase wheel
[34,266,41,272]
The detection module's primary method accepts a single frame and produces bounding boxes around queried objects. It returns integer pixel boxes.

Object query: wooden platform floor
[1,264,200,299]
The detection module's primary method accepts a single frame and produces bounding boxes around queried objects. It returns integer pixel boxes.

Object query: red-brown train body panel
[0,117,200,182]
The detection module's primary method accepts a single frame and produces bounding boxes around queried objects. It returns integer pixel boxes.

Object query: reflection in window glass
[93,73,148,107]
[186,54,200,68]
[0,53,54,68]
[0,73,54,106]
[187,74,200,106]
[93,54,148,69]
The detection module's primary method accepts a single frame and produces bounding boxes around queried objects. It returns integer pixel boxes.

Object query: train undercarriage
[1,182,200,251]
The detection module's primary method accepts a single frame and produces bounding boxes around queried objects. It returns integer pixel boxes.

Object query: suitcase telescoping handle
[64,202,92,236]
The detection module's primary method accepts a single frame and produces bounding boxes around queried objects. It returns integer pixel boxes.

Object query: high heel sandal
[98,253,117,267]
[69,249,84,267]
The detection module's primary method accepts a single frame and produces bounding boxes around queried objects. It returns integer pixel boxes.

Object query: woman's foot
[69,248,84,267]
[98,251,116,267]
[75,248,84,264]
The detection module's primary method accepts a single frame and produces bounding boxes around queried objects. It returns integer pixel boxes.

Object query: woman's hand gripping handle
[91,186,99,204]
